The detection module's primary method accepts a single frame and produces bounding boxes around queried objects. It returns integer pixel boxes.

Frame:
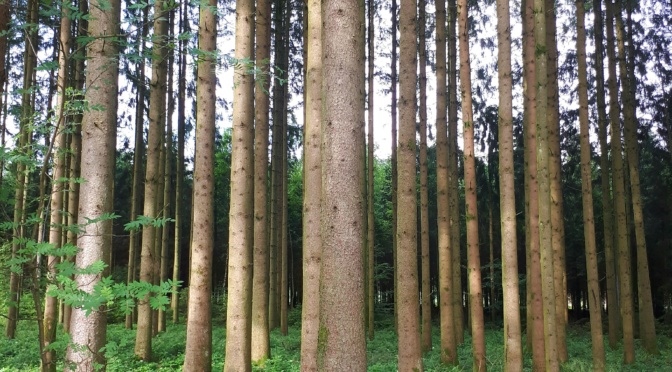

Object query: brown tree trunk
[136,0,169,359]
[418,0,431,354]
[366,0,376,342]
[251,0,272,362]
[182,2,216,370]
[496,0,522,365]
[593,0,621,349]
[280,0,291,336]
[299,0,322,368]
[615,0,657,354]
[64,0,120,368]
[605,0,635,363]
[318,0,367,369]
[390,0,399,332]
[576,2,606,369]
[458,0,486,368]
[224,0,255,367]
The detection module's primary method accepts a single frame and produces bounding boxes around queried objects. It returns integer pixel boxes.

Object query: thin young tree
[615,0,658,354]
[224,0,255,367]
[251,0,272,362]
[299,0,322,368]
[397,0,422,368]
[435,0,457,363]
[182,1,216,370]
[592,0,620,349]
[605,0,635,362]
[64,0,120,368]
[576,1,606,368]
[390,0,399,330]
[136,0,170,359]
[318,0,366,368]
[417,0,431,354]
[366,0,376,342]
[496,0,522,365]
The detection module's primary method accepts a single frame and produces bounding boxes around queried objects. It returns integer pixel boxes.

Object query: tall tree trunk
[366,0,376,341]
[390,0,399,332]
[458,0,486,368]
[64,0,120,367]
[280,0,291,336]
[397,0,422,369]
[252,0,272,361]
[224,0,255,368]
[614,0,657,354]
[43,3,72,368]
[605,0,635,363]
[534,0,560,367]
[6,0,38,339]
[436,0,457,364]
[300,0,322,368]
[593,0,621,349]
[417,0,431,354]
[182,2,216,370]
[576,2,606,369]
[136,0,169,359]
[496,0,522,365]
[447,0,464,344]
[318,0,366,369]
[545,2,568,361]
[127,5,148,330]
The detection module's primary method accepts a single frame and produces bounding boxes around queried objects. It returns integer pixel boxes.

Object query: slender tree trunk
[64,0,120,368]
[280,0,291,336]
[435,0,457,364]
[224,0,255,368]
[593,0,621,349]
[136,0,169,358]
[417,0,431,354]
[366,0,376,342]
[489,200,495,323]
[545,3,568,361]
[182,2,216,370]
[605,0,635,363]
[390,0,399,332]
[458,0,486,368]
[614,0,657,354]
[576,3,606,369]
[534,0,560,367]
[447,0,464,344]
[496,0,522,365]
[300,0,322,368]
[252,0,272,361]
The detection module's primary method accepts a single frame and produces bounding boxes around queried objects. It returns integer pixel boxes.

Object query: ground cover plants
[1,308,670,371]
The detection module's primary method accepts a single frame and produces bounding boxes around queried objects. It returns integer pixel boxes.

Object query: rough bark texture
[435,0,457,364]
[614,0,658,355]
[366,0,376,342]
[300,0,322,368]
[592,0,621,349]
[605,0,635,363]
[317,0,366,369]
[224,0,255,368]
[64,0,120,368]
[457,0,486,368]
[417,0,431,354]
[533,0,559,367]
[397,0,423,369]
[576,2,606,369]
[182,2,216,371]
[251,0,271,362]
[136,0,169,358]
[496,0,522,366]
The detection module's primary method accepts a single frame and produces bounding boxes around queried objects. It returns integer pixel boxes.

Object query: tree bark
[366,0,376,342]
[390,0,399,332]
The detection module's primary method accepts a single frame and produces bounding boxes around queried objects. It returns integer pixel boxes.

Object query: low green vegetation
[1,309,670,371]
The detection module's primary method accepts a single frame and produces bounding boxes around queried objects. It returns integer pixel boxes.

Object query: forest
[0,0,671,370]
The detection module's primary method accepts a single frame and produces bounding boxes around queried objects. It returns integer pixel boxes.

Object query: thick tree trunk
[182,2,216,370]
[64,0,120,368]
[605,0,635,363]
[458,0,486,368]
[318,1,367,370]
[299,0,322,368]
[576,2,606,369]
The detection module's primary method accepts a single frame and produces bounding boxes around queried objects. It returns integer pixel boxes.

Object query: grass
[1,310,671,371]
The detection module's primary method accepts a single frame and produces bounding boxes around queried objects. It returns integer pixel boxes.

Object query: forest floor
[1,309,671,371]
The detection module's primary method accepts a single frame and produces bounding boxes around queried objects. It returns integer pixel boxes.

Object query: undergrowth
[1,309,670,371]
